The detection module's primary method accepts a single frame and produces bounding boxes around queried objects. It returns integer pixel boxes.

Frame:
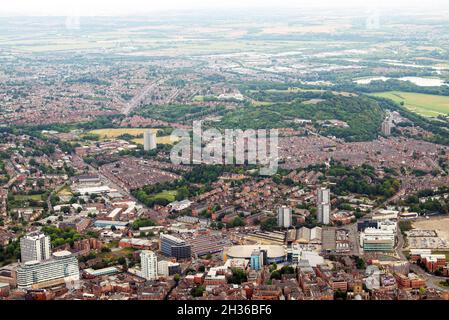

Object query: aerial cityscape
[2,0,449,302]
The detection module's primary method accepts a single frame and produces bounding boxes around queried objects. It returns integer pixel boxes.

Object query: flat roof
[226,245,286,259]
[94,220,129,226]
[52,250,72,257]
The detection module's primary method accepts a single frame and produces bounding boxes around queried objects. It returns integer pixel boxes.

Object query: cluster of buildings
[6,233,80,290]
[279,135,449,178]
[359,220,397,252]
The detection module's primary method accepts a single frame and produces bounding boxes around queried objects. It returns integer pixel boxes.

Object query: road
[394,220,449,292]
[410,264,449,292]
[122,78,164,115]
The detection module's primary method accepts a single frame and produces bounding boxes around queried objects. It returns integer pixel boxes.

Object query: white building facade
[141,250,158,280]
[317,187,331,225]
[20,232,51,263]
[16,251,80,289]
[277,206,292,228]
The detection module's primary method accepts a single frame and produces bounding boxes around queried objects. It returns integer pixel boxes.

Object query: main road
[122,78,165,115]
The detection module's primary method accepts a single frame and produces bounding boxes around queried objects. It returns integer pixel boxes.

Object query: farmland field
[370,91,449,117]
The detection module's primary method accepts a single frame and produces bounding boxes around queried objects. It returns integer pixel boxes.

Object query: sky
[1,0,448,16]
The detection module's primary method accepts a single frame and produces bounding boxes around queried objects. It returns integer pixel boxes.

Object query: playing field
[89,128,158,138]
[14,194,44,202]
[371,91,449,117]
[88,128,177,145]
[132,136,178,145]
[192,95,205,102]
[152,190,177,202]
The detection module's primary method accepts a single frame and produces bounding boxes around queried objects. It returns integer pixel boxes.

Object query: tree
[419,287,426,296]
[117,257,126,266]
[334,289,347,300]
[280,266,295,275]
[228,268,247,284]
[131,218,155,230]
[176,186,189,201]
[260,218,277,231]
[228,216,245,228]
[355,257,366,270]
[190,285,205,298]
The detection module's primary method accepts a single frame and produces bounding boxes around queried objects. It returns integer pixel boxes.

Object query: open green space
[13,194,44,202]
[152,190,178,202]
[370,91,449,117]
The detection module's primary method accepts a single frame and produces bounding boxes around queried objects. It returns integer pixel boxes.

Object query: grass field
[98,247,136,260]
[251,99,274,107]
[192,95,205,102]
[371,91,449,117]
[89,128,158,138]
[132,136,178,145]
[88,128,177,145]
[14,194,44,202]
[57,186,73,197]
[152,190,177,202]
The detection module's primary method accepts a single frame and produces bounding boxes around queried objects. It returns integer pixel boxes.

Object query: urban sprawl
[1,9,449,301]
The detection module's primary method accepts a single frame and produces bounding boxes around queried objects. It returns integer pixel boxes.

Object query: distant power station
[144,130,157,151]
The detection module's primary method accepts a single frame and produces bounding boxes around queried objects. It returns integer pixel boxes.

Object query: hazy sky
[1,0,448,16]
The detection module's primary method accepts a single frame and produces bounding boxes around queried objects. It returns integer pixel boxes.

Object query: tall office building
[16,251,80,289]
[140,250,158,280]
[160,234,192,260]
[143,130,157,151]
[277,206,292,228]
[20,232,51,263]
[317,187,331,225]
